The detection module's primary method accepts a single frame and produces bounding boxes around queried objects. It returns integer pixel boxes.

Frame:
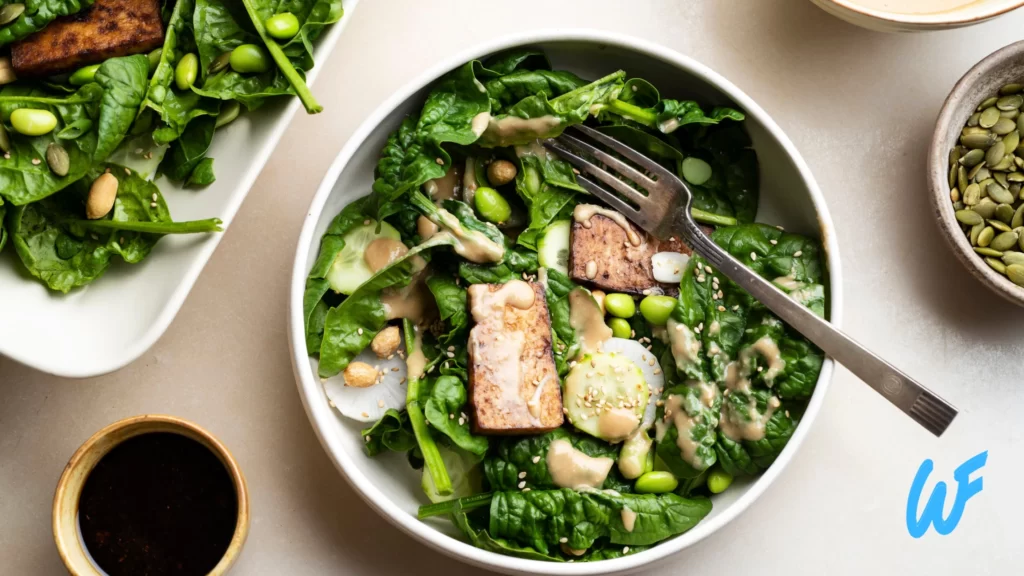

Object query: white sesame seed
[623,546,630,554]
[522,488,531,492]
[364,435,370,442]
[704,265,712,273]
[718,306,726,312]
[31,158,40,165]
[458,417,465,425]
[750,252,757,260]
[793,250,803,257]
[518,481,526,489]
[150,202,157,208]
[124,167,131,175]
[449,413,454,419]
[361,412,369,418]
[518,471,527,479]
[532,455,541,463]
[435,157,444,164]
[560,537,568,543]
[135,148,144,154]
[770,239,778,245]
[357,328,363,335]
[151,193,158,201]
[377,399,385,408]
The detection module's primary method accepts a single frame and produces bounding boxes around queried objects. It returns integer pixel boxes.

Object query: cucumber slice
[538,219,571,274]
[564,351,648,442]
[326,221,401,295]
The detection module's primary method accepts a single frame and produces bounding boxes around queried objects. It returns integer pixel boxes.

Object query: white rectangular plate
[0,0,359,378]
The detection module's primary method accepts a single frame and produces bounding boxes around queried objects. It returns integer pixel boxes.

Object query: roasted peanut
[371,326,401,358]
[86,173,118,219]
[343,361,378,388]
[486,159,517,186]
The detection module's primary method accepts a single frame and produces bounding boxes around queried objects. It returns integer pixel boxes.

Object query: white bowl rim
[0,0,359,379]
[821,0,1024,27]
[289,29,843,575]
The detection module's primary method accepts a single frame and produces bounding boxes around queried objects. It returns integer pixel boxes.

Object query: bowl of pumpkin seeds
[931,40,1024,306]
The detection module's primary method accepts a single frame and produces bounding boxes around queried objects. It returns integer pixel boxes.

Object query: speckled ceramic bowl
[810,0,1024,32]
[929,40,1024,308]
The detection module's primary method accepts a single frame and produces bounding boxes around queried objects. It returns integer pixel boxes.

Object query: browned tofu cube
[569,211,697,296]
[11,0,164,77]
[467,281,563,435]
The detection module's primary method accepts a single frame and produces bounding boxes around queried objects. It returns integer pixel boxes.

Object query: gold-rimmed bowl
[52,414,250,576]
[810,0,1024,32]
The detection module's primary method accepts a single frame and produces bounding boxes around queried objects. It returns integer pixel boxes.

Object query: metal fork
[543,124,957,437]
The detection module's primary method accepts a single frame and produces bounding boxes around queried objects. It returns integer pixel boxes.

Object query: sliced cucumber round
[564,351,648,442]
[538,219,571,274]
[327,221,401,295]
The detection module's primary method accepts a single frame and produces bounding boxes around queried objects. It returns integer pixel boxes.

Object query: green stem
[691,209,736,228]
[605,98,656,128]
[418,492,493,519]
[403,319,452,496]
[239,0,322,114]
[70,218,223,234]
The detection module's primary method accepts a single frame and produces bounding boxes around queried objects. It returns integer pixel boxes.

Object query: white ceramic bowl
[289,30,842,575]
[0,0,359,378]
[810,0,1024,32]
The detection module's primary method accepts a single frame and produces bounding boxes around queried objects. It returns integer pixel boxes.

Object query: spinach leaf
[513,149,582,250]
[489,489,711,553]
[714,390,799,476]
[452,505,562,562]
[483,69,587,114]
[423,375,489,456]
[144,0,221,144]
[318,233,456,377]
[361,408,417,456]
[655,382,720,478]
[457,243,536,284]
[185,157,216,186]
[577,545,650,561]
[159,116,215,181]
[0,202,6,251]
[425,274,467,345]
[93,55,150,160]
[483,428,631,493]
[543,268,578,372]
[604,78,744,134]
[0,0,96,47]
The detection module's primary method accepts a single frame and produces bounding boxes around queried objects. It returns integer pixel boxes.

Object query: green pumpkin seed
[1008,264,1024,286]
[1020,231,1024,251]
[974,198,998,219]
[978,177,995,190]
[980,107,1001,127]
[999,94,1024,110]
[1008,172,1024,182]
[996,155,1016,171]
[987,182,1015,203]
[961,148,985,167]
[1017,113,1024,135]
[44,142,69,177]
[968,112,981,127]
[995,205,1015,225]
[975,246,1003,257]
[992,118,1016,135]
[987,142,1007,166]
[0,121,8,153]
[950,187,960,203]
[979,225,996,246]
[978,97,999,111]
[1004,131,1021,152]
[1003,252,1024,266]
[1001,83,1023,95]
[956,209,984,225]
[991,230,1020,251]
[1012,204,1024,228]
[986,257,1008,274]
[949,163,959,188]
[1002,108,1020,119]
[963,183,981,205]
[209,51,232,75]
[953,201,965,210]
[995,171,1010,188]
[958,165,969,191]
[1012,183,1022,197]
[962,133,998,149]
[0,3,25,26]
[949,147,961,166]
[969,163,987,181]
[971,222,985,245]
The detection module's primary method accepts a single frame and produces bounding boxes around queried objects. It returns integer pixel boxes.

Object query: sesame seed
[642,289,651,295]
[653,369,662,375]
[793,250,803,257]
[446,351,454,358]
[750,252,757,261]
[377,399,385,408]
[770,239,778,245]
[150,202,157,208]
[135,148,144,154]
[718,306,726,312]
[357,328,363,335]
[785,410,791,417]
[623,546,630,553]
[361,412,369,418]
[151,193,158,201]
[365,435,371,442]
[391,367,400,372]
[458,417,465,425]
[124,167,131,175]
[31,158,40,165]
[435,157,444,164]
[449,413,454,419]
[572,168,580,174]
[704,265,712,273]
[518,471,527,479]
[2,152,9,159]
[328,400,335,407]
[532,456,541,463]
[518,481,526,489]
[522,488,531,492]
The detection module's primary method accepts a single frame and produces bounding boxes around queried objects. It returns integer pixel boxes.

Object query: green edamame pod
[608,317,631,339]
[604,293,635,318]
[706,468,733,494]
[265,12,300,40]
[147,48,163,74]
[473,186,511,223]
[230,44,270,74]
[175,53,198,90]
[639,295,676,325]
[635,471,678,494]
[69,64,100,86]
[10,108,57,136]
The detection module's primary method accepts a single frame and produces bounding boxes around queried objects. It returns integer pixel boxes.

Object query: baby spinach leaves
[483,428,627,492]
[423,375,488,456]
[93,55,150,160]
[361,408,417,457]
[0,0,95,47]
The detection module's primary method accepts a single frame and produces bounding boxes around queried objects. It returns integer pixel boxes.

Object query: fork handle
[680,219,957,436]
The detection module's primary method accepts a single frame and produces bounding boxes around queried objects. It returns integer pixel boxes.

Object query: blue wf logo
[906,451,987,538]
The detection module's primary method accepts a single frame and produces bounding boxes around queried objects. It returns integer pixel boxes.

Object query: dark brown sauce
[78,433,237,576]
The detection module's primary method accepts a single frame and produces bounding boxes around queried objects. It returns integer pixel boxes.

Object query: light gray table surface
[3,0,1022,574]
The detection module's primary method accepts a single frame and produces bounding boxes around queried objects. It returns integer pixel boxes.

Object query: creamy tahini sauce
[471,112,490,137]
[621,507,637,533]
[656,394,705,469]
[573,204,642,246]
[667,319,702,372]
[618,431,653,480]
[406,327,427,381]
[468,280,536,321]
[720,395,781,442]
[568,288,612,356]
[597,407,640,443]
[745,336,786,383]
[482,115,561,145]
[431,209,505,263]
[853,0,981,15]
[423,164,461,202]
[416,215,439,239]
[773,275,804,291]
[381,255,431,321]
[527,376,551,419]
[462,157,478,207]
[546,439,614,490]
[364,238,408,273]
[514,139,554,161]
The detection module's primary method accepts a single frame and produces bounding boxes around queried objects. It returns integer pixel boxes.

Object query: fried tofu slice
[11,0,164,77]
[467,281,563,435]
[569,205,696,296]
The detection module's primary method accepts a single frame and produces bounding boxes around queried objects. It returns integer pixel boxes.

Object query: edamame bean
[147,48,162,73]
[706,468,733,494]
[10,108,57,136]
[216,100,241,129]
[473,186,511,223]
[682,157,712,185]
[635,471,678,494]
[608,318,631,339]
[175,53,198,90]
[604,293,635,318]
[230,44,270,74]
[264,12,300,40]
[68,64,100,86]
[639,295,676,325]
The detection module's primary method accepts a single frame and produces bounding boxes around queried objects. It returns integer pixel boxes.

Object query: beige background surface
[3,0,1024,574]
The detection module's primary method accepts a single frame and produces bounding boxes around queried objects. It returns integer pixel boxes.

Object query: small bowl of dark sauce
[53,415,250,576]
